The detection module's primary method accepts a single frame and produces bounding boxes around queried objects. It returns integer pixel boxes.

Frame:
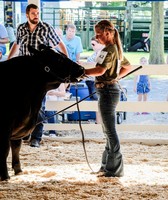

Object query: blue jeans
[31,97,46,142]
[85,80,98,100]
[45,111,57,134]
[96,83,124,177]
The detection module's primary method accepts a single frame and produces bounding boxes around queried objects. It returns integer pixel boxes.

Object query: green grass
[81,50,150,64]
[122,52,149,64]
[81,50,168,65]
[81,50,149,65]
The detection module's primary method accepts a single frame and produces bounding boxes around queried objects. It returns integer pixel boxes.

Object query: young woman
[85,20,131,177]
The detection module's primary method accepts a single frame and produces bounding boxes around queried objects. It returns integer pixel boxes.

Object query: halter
[44,65,70,83]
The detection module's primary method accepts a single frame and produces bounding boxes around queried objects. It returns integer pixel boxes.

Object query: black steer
[0,44,85,181]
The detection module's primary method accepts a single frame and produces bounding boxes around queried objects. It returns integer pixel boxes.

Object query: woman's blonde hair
[95,20,123,60]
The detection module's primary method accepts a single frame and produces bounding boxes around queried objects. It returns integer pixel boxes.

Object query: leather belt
[95,80,117,89]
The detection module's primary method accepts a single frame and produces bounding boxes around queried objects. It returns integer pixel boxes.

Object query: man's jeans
[31,97,46,142]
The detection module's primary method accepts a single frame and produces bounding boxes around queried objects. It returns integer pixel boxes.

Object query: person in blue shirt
[62,24,83,92]
[62,24,83,62]
[5,23,16,50]
[0,24,9,55]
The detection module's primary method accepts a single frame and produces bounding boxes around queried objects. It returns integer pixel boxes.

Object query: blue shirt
[6,25,16,43]
[0,24,8,55]
[62,35,83,62]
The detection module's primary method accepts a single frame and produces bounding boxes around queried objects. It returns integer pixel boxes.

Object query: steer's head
[28,44,85,84]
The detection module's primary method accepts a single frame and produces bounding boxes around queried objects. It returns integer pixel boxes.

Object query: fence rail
[44,64,168,132]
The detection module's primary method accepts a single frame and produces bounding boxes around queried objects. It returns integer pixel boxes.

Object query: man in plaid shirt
[8,4,68,147]
[8,4,68,57]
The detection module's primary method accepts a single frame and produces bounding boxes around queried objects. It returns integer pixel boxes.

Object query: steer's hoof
[14,169,23,175]
[0,175,10,181]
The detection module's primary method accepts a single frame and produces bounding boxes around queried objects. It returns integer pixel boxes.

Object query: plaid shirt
[16,21,60,56]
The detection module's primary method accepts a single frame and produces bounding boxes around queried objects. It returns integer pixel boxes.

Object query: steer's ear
[28,45,40,55]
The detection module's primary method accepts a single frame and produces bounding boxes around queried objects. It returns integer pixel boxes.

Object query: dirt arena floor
[0,135,168,200]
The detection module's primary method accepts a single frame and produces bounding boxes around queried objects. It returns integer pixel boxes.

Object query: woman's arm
[85,66,106,76]
[118,64,132,80]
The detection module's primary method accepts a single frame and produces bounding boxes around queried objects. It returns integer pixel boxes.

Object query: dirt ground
[0,137,168,200]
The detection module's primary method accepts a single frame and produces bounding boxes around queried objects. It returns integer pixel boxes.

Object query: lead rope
[74,83,95,173]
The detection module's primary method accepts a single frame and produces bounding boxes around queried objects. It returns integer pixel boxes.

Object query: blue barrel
[70,82,89,100]
[67,82,96,121]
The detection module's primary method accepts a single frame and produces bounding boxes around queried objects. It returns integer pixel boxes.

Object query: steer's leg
[0,136,10,181]
[10,139,22,175]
